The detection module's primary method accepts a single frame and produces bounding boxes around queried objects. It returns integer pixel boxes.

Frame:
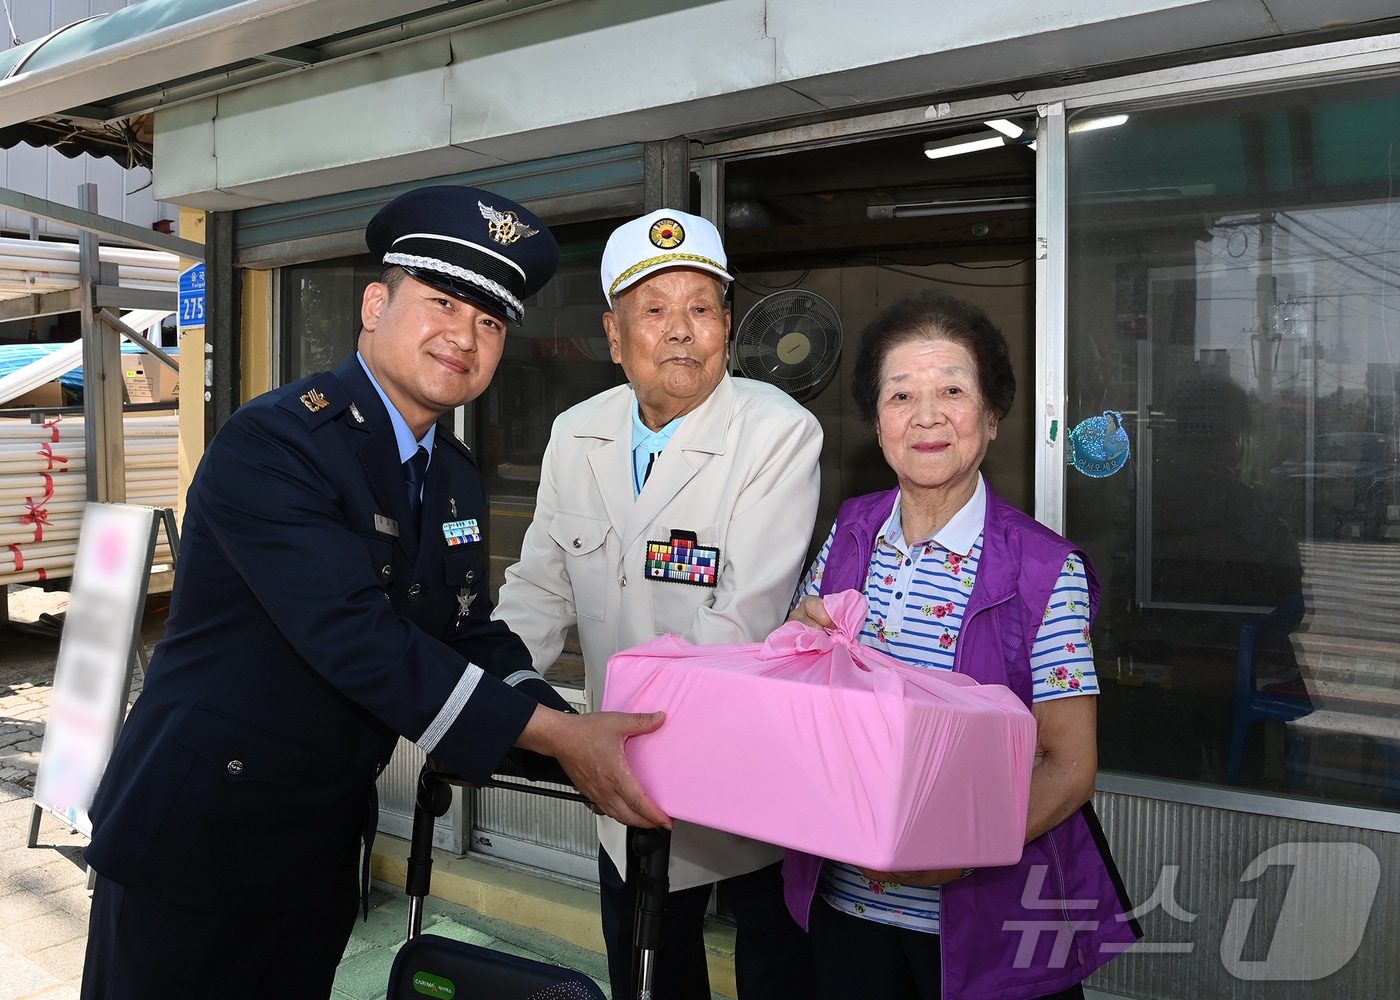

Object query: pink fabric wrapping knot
[602,589,1036,871]
[759,589,870,662]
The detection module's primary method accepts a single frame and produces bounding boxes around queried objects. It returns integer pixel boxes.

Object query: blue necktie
[404,446,429,523]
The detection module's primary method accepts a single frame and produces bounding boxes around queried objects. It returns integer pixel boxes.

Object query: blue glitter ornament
[1068,410,1130,478]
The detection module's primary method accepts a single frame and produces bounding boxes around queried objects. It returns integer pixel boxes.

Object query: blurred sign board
[30,503,175,839]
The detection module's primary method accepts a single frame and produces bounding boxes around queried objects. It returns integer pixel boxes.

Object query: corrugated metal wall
[1089,788,1397,998]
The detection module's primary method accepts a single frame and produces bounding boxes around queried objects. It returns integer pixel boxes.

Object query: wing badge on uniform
[455,589,477,626]
[478,201,540,246]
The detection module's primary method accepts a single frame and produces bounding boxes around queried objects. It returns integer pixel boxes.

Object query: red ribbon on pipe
[36,441,69,471]
[42,416,62,443]
[7,543,43,580]
[17,476,54,542]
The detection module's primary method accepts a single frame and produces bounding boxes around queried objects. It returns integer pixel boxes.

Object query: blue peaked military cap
[365,185,560,325]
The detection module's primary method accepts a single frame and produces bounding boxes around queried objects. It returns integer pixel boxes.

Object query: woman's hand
[787,595,834,630]
[857,867,967,888]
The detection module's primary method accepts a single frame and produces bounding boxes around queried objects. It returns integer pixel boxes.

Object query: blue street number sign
[178,263,206,327]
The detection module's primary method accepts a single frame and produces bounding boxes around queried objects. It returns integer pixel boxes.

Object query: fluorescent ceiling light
[985,119,1025,139]
[1069,113,1129,133]
[867,192,1034,220]
[887,199,1032,219]
[924,133,1006,159]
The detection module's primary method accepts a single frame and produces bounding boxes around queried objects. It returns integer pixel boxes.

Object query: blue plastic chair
[1225,594,1311,784]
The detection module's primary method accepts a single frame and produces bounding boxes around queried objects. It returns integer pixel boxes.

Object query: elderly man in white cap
[495,208,822,998]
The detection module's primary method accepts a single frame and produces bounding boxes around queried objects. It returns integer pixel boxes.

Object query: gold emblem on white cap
[478,201,540,246]
[649,218,685,249]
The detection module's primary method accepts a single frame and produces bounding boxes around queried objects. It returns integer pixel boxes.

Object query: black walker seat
[388,753,672,1000]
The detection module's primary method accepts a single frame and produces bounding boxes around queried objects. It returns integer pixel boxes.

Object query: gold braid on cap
[383,252,525,318]
[609,253,727,298]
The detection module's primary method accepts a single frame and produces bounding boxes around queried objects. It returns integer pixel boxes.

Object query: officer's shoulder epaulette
[436,428,478,466]
[276,373,350,429]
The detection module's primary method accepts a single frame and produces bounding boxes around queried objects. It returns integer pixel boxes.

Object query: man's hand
[517,706,672,829]
[787,595,834,630]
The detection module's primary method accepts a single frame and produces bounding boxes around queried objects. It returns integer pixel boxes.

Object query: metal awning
[0,0,564,166]
[0,115,153,170]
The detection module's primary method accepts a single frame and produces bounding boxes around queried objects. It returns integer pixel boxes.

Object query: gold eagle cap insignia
[478,200,540,246]
[300,388,329,413]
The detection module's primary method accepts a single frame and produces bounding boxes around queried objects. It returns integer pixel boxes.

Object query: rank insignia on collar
[645,530,719,588]
[479,201,540,246]
[348,402,364,424]
[300,388,329,413]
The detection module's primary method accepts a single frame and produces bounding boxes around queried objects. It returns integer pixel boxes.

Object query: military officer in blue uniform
[80,186,670,1000]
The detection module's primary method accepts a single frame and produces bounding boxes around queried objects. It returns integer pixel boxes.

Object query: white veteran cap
[366,185,559,325]
[600,208,733,306]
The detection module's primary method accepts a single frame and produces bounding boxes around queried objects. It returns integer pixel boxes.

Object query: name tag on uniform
[645,530,719,588]
[374,513,400,538]
[442,518,482,546]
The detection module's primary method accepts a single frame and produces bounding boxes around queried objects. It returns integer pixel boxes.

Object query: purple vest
[783,486,1140,1000]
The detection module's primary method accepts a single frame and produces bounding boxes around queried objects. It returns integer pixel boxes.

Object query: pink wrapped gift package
[601,590,1037,871]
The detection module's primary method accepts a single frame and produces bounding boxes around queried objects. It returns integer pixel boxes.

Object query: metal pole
[78,183,126,502]
[204,211,240,443]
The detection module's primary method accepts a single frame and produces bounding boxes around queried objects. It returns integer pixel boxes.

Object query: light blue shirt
[630,397,683,496]
[356,353,436,467]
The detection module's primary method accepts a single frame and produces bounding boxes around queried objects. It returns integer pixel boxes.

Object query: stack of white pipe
[0,415,179,585]
[0,238,179,300]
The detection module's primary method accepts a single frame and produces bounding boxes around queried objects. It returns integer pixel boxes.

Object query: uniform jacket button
[573,538,582,548]
[227,760,244,776]
[407,583,422,600]
[620,575,627,588]
[464,570,475,583]
[380,565,392,580]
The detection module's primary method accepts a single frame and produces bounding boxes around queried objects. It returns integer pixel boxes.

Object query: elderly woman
[784,290,1138,999]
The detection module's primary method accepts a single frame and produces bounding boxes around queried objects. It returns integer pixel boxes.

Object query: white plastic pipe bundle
[0,238,179,300]
[0,415,179,585]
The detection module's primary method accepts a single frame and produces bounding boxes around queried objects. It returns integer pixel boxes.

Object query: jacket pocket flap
[176,702,312,786]
[443,545,482,587]
[548,512,609,557]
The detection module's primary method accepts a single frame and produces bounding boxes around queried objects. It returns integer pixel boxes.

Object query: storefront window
[1067,79,1400,807]
[722,130,1038,540]
[279,258,376,385]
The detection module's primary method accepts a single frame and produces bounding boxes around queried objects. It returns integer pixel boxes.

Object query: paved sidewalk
[2,778,612,1000]
[1,584,613,999]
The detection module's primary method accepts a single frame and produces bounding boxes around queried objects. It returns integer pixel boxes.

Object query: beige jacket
[493,374,823,889]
